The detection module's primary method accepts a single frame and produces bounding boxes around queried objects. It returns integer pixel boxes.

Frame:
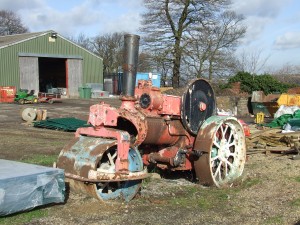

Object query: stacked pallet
[247,127,300,155]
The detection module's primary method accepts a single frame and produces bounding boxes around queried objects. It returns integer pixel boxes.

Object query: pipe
[122,34,140,97]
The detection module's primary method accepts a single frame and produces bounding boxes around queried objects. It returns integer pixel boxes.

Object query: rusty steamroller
[57,34,246,201]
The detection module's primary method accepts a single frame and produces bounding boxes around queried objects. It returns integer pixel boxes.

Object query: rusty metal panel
[251,91,280,102]
[19,56,39,95]
[251,91,280,116]
[67,59,82,97]
[160,95,181,116]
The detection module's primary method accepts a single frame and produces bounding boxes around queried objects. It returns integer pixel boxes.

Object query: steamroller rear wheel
[193,116,246,187]
[57,136,143,202]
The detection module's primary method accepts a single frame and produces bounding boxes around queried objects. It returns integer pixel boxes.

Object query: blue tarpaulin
[0,159,65,216]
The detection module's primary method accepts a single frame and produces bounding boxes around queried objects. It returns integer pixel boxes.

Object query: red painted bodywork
[0,86,16,103]
[77,80,195,172]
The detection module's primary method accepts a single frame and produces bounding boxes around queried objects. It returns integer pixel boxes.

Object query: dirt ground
[1,98,300,225]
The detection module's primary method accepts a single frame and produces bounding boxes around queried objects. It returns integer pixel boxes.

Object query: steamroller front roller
[57,136,145,201]
[193,116,247,187]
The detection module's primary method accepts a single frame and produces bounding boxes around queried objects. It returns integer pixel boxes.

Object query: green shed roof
[0,30,102,60]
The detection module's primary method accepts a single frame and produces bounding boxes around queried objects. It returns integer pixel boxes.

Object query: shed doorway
[38,57,67,93]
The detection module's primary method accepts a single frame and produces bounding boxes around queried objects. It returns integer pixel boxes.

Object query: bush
[220,71,294,94]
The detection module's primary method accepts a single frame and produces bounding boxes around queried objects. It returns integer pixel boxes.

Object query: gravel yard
[0,99,300,225]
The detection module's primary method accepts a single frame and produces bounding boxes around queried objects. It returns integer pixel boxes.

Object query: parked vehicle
[38,92,61,104]
[14,89,38,104]
[56,34,247,202]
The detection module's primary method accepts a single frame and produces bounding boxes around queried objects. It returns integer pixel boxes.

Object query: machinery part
[139,93,151,109]
[181,79,216,135]
[57,136,144,201]
[143,118,185,145]
[21,108,37,122]
[33,98,38,104]
[19,99,25,104]
[146,147,188,168]
[93,146,142,201]
[122,34,140,97]
[48,99,54,104]
[173,149,187,167]
[193,116,246,187]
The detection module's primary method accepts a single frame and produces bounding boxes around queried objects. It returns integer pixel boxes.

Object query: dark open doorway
[38,57,67,92]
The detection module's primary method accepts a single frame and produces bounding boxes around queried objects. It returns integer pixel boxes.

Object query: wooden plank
[248,128,282,139]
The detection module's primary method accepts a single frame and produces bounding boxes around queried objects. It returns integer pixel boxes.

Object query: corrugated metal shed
[0,30,103,97]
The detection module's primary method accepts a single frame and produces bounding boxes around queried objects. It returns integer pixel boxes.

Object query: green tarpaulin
[266,110,300,128]
[33,117,91,131]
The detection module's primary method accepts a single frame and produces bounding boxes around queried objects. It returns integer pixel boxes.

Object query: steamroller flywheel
[193,116,246,187]
[57,136,143,201]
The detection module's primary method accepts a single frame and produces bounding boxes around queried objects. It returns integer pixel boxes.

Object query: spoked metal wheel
[193,116,246,187]
[57,136,143,202]
[94,147,143,201]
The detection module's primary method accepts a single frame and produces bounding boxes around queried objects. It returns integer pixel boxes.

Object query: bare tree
[236,49,270,74]
[93,32,125,74]
[92,32,156,75]
[183,10,246,80]
[0,10,28,35]
[138,51,154,72]
[140,0,231,87]
[68,33,94,52]
[270,63,300,76]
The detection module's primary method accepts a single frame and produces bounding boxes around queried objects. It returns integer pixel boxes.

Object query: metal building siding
[0,47,20,87]
[0,33,103,89]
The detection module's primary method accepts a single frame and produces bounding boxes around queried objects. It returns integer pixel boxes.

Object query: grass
[0,208,48,225]
[290,198,300,207]
[20,154,57,166]
[165,176,262,213]
[167,186,232,210]
[263,215,284,225]
[293,176,300,183]
[238,177,261,190]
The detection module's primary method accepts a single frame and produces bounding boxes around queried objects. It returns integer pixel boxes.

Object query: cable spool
[20,108,37,122]
[20,108,48,122]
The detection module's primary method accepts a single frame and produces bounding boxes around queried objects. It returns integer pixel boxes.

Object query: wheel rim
[194,116,246,187]
[210,120,245,186]
[94,147,143,201]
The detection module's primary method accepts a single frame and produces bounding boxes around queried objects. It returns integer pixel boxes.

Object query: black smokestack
[122,34,140,97]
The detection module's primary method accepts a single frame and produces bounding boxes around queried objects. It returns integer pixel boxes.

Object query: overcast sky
[1,0,300,72]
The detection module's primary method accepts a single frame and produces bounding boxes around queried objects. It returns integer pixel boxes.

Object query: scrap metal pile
[56,34,247,202]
